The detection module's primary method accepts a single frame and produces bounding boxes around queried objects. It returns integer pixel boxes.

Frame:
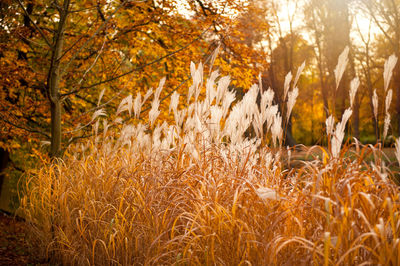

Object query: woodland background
[1,0,400,203]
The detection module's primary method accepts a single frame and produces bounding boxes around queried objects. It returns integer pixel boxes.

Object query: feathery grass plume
[286,87,299,122]
[133,92,142,119]
[102,119,109,139]
[149,98,160,127]
[263,88,275,108]
[385,89,393,114]
[152,123,163,148]
[169,91,180,114]
[325,115,335,136]
[372,89,378,121]
[253,89,276,138]
[216,75,231,105]
[293,61,305,88]
[255,187,281,201]
[174,109,186,129]
[209,43,220,73]
[334,46,349,90]
[97,88,105,106]
[209,105,223,140]
[349,77,359,108]
[384,54,398,92]
[283,71,292,101]
[242,84,259,114]
[271,113,282,147]
[116,94,133,116]
[383,113,390,140]
[221,89,235,117]
[260,90,269,112]
[190,61,200,87]
[154,77,166,99]
[206,70,219,103]
[189,61,203,103]
[266,104,278,132]
[331,108,352,158]
[395,138,400,165]
[252,111,264,138]
[91,108,106,122]
[143,88,153,102]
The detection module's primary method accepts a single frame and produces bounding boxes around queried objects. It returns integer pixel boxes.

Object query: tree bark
[48,0,70,158]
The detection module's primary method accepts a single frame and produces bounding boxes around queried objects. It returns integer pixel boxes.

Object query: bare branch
[60,0,131,76]
[61,23,213,97]
[365,2,396,47]
[0,113,50,139]
[16,0,52,47]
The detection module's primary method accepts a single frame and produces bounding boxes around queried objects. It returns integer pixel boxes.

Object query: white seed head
[133,92,142,119]
[97,88,105,106]
[349,77,360,108]
[286,87,299,122]
[325,115,335,136]
[283,71,292,101]
[116,94,133,116]
[383,113,391,140]
[206,70,219,103]
[149,99,160,127]
[143,88,153,102]
[216,75,231,105]
[372,89,378,121]
[91,108,106,122]
[256,187,280,201]
[271,113,282,147]
[294,61,306,88]
[169,91,180,114]
[331,108,352,158]
[385,89,393,114]
[384,54,398,92]
[154,77,166,100]
[334,46,349,90]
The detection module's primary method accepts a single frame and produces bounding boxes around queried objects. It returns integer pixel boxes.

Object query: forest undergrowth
[19,51,400,265]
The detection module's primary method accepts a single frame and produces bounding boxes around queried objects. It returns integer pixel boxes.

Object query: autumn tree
[359,0,400,137]
[261,0,305,146]
[1,0,272,164]
[304,0,358,135]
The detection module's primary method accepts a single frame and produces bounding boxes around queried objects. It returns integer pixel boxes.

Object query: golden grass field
[18,59,400,265]
[18,143,400,265]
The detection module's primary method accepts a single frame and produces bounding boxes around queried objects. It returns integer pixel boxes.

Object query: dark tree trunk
[0,148,9,199]
[285,118,297,147]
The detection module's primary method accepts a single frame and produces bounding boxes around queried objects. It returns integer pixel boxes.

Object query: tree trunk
[48,0,69,158]
[0,148,9,199]
[285,118,297,147]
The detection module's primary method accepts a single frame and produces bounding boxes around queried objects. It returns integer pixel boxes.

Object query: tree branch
[16,0,52,47]
[60,0,131,75]
[0,113,50,139]
[61,23,213,97]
